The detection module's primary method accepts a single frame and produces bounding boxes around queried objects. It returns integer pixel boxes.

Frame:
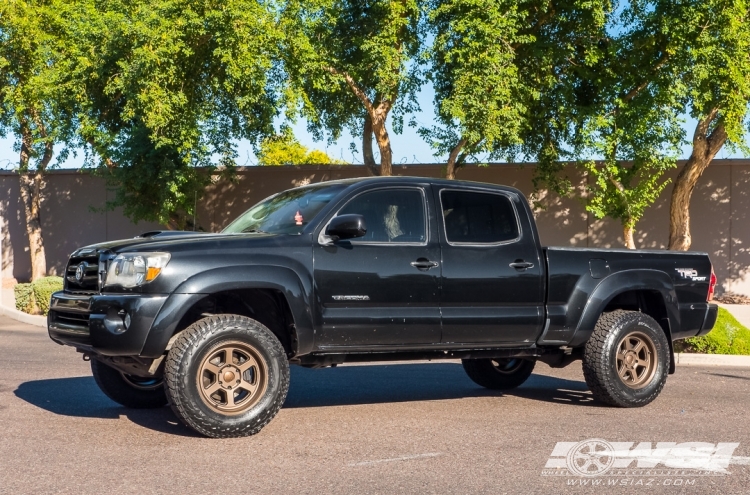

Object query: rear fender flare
[568,269,679,348]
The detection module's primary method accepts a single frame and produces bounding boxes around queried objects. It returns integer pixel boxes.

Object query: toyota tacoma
[48,177,718,437]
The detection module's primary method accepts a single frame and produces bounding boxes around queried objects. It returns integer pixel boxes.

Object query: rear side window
[338,188,426,243]
[441,190,519,244]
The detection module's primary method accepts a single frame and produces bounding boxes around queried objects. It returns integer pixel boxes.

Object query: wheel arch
[141,265,314,358]
[569,270,679,351]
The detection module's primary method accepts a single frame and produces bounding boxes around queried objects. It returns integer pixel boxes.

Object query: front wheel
[583,310,670,407]
[462,358,536,390]
[164,314,290,438]
[91,359,167,409]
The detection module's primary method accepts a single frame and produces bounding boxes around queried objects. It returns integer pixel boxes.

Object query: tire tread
[582,310,669,407]
[164,314,290,438]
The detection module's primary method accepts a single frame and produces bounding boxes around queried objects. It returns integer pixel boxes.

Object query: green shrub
[14,283,34,314]
[31,276,64,316]
[674,307,750,355]
[12,276,64,316]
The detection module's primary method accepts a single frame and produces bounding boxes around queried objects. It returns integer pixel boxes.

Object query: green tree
[567,1,686,249]
[505,1,684,248]
[422,0,530,180]
[257,128,344,165]
[0,0,80,280]
[523,1,750,249]
[666,0,750,250]
[425,0,672,248]
[281,0,424,176]
[72,0,283,227]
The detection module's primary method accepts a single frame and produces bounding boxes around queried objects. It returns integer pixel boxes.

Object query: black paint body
[48,177,718,368]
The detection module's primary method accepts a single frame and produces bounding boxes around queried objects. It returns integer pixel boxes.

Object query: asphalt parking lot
[1,315,749,494]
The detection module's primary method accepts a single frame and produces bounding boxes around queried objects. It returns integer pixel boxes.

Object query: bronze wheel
[615,331,657,389]
[583,310,670,407]
[197,341,269,415]
[164,315,290,438]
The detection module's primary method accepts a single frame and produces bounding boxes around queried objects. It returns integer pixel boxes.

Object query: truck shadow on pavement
[13,363,600,435]
[284,363,600,407]
[13,377,199,437]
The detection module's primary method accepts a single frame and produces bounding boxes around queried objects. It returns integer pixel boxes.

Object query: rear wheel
[462,358,536,390]
[164,314,290,438]
[90,359,167,409]
[583,310,669,407]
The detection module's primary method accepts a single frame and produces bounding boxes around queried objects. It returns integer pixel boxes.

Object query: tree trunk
[18,171,47,281]
[446,138,467,180]
[370,113,393,177]
[623,221,636,249]
[17,121,51,282]
[362,114,379,176]
[668,110,727,251]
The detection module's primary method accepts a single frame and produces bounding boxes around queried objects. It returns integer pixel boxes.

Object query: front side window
[223,183,348,234]
[337,189,426,243]
[441,190,519,244]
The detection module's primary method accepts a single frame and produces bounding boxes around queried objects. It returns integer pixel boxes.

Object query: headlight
[104,252,171,288]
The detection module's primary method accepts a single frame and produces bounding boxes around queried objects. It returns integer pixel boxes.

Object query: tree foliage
[566,1,686,248]
[665,0,750,250]
[422,0,531,179]
[280,0,425,176]
[2,0,748,251]
[71,0,283,227]
[519,0,750,248]
[257,128,345,166]
[0,0,81,279]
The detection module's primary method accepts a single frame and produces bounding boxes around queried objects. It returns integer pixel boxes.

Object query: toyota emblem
[75,261,88,281]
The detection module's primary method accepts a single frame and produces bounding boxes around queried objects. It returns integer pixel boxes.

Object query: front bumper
[48,291,168,356]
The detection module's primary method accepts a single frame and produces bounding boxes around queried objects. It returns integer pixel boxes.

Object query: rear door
[313,185,442,348]
[436,187,545,344]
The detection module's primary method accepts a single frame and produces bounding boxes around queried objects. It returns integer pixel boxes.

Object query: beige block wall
[1,160,749,296]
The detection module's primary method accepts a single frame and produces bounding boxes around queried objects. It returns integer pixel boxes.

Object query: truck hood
[70,231,273,257]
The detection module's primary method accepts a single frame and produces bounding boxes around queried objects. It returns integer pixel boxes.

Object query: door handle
[509,260,534,270]
[411,259,439,270]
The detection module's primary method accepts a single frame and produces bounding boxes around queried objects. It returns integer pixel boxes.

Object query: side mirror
[326,214,367,241]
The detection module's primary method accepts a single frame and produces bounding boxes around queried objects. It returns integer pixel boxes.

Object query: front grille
[48,308,91,347]
[54,311,90,327]
[65,255,100,292]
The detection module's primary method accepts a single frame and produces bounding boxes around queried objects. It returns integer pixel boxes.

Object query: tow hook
[82,353,91,362]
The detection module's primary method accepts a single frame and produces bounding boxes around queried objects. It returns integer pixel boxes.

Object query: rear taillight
[707,269,717,301]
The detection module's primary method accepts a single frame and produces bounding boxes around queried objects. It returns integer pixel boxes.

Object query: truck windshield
[222,183,348,235]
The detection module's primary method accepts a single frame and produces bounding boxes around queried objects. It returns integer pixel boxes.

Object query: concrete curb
[0,303,47,328]
[675,353,750,367]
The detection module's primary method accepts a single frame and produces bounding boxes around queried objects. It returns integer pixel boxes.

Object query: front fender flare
[140,265,314,357]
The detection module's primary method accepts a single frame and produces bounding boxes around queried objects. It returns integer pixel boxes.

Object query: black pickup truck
[49,177,718,438]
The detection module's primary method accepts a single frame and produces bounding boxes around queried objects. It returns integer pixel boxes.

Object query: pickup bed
[48,177,718,437]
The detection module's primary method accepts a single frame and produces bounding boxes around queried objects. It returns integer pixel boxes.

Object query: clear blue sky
[0,84,744,171]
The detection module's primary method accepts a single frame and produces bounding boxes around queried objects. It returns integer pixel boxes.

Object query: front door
[313,186,441,349]
[436,187,545,345]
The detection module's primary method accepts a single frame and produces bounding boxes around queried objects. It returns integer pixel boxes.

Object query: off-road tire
[164,314,290,438]
[91,359,167,409]
[462,358,536,390]
[583,310,670,407]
